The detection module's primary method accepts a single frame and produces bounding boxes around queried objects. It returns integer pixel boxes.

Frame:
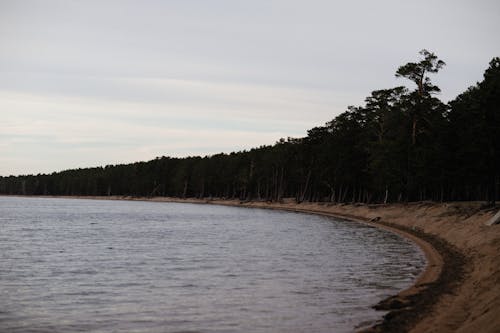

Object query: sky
[1,0,499,176]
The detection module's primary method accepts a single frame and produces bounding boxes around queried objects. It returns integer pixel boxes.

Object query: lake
[0,197,425,332]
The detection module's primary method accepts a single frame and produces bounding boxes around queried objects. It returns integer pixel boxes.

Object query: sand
[6,195,500,332]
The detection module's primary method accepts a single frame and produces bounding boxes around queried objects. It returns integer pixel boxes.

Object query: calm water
[0,197,425,333]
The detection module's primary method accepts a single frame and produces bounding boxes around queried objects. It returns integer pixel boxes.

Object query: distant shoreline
[3,195,499,333]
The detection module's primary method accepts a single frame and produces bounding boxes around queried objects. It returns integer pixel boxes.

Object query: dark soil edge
[355,220,467,333]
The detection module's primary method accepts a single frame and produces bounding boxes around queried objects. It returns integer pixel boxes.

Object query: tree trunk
[300,168,312,203]
[182,180,188,198]
[278,167,285,201]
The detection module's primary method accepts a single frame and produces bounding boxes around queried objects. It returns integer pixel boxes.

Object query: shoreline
[195,200,459,333]
[3,195,500,332]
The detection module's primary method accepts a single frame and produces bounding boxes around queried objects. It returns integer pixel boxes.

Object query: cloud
[0,88,327,175]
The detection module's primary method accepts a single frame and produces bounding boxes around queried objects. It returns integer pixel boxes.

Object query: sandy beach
[9,195,500,332]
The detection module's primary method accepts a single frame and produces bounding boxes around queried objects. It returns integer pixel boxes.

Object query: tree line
[1,51,499,205]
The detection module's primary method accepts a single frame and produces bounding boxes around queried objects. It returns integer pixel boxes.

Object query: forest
[1,51,499,205]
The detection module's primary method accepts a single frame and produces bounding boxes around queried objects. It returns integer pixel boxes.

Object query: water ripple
[0,197,425,333]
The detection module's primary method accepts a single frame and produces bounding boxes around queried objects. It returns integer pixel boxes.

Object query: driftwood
[485,209,500,226]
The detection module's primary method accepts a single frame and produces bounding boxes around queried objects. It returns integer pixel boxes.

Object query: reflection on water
[0,197,425,332]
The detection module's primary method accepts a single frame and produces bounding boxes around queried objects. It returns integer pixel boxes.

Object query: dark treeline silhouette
[1,51,499,205]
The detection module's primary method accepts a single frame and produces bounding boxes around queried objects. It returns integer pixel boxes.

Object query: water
[0,197,425,332]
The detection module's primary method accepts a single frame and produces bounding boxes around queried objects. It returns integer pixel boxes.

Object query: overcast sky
[1,0,499,176]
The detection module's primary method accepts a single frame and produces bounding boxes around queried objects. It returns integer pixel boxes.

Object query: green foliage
[396,49,446,95]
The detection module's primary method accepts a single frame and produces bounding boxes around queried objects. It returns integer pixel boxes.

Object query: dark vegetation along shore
[1,51,499,205]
